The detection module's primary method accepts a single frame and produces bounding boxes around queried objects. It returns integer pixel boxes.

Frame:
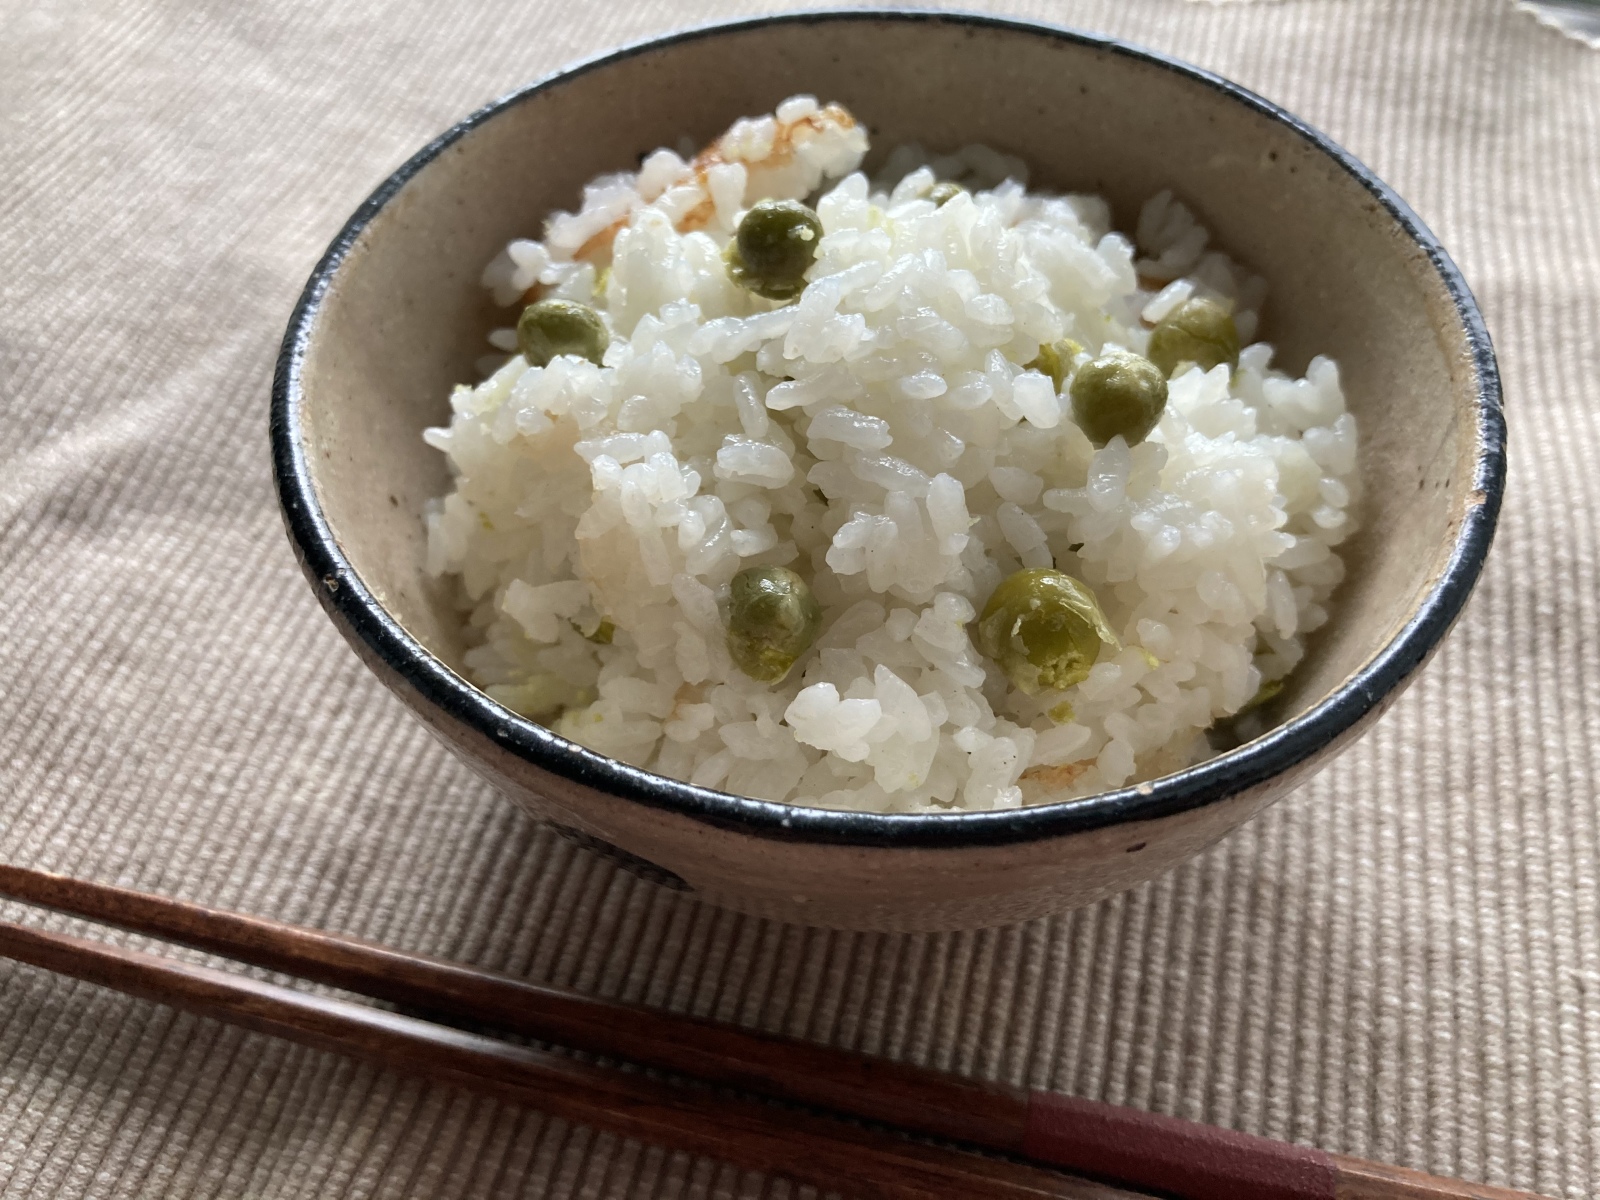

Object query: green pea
[517,298,608,367]
[1147,296,1240,378]
[572,617,615,645]
[1025,338,1084,392]
[975,568,1121,695]
[726,565,822,683]
[927,181,965,207]
[726,199,823,301]
[1068,349,1168,447]
[1236,676,1283,715]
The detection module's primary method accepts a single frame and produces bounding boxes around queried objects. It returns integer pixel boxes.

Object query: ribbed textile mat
[1,0,1594,1196]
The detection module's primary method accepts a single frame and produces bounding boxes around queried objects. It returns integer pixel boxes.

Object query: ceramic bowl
[271,11,1504,931]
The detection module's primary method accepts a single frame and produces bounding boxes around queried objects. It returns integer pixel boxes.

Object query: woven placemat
[2,0,1594,1195]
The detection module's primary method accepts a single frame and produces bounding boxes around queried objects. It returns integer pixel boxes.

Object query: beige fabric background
[1,0,1595,1196]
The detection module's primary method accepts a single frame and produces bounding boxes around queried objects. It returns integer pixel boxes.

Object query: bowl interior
[290,14,1487,804]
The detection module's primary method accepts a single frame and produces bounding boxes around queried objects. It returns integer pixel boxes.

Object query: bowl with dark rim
[271,10,1504,931]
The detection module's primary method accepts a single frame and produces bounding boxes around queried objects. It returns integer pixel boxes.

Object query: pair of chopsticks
[0,865,1545,1200]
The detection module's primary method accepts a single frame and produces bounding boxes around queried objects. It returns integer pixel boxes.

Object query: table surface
[3,0,1597,1196]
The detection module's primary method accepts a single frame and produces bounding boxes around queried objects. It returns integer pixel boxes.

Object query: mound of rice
[422,96,1359,813]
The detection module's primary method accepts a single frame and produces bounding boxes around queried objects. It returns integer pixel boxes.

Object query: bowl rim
[271,7,1506,850]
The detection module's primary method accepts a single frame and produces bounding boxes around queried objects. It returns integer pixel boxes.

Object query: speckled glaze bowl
[271,11,1504,931]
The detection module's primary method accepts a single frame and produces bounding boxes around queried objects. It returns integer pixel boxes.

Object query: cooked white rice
[422,96,1359,813]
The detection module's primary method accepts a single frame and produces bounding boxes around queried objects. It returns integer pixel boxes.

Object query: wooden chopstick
[0,864,1549,1200]
[0,915,1139,1200]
